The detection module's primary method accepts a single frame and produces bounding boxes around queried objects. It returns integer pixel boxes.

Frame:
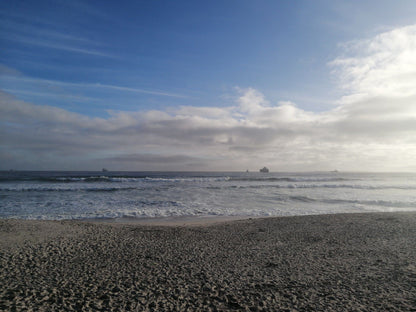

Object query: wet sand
[1,212,415,311]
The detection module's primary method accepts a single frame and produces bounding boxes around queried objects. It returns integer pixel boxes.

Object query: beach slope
[1,212,415,311]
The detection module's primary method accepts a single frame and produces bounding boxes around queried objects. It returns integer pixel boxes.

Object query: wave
[4,196,415,221]
[229,177,353,183]
[2,182,416,192]
[0,176,120,183]
[143,177,230,183]
[323,198,416,209]
[54,176,147,183]
[284,195,416,208]
[0,186,140,193]
[0,175,231,184]
[289,195,317,203]
[220,183,416,190]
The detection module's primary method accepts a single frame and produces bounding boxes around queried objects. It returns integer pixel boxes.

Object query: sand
[1,212,415,311]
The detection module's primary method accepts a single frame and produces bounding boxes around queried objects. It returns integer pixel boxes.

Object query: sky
[1,0,416,172]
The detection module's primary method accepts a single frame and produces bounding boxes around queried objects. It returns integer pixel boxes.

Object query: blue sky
[1,0,416,171]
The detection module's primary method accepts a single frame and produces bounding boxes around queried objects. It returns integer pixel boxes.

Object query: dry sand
[1,212,415,311]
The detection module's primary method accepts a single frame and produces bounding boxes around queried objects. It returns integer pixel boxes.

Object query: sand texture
[1,212,415,311]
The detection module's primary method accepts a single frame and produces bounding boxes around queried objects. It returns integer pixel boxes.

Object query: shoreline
[1,211,415,310]
[83,214,264,226]
[81,210,416,226]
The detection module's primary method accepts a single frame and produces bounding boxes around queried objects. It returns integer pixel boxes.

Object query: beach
[1,212,415,311]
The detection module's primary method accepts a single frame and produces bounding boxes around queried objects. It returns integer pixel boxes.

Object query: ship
[259,167,269,173]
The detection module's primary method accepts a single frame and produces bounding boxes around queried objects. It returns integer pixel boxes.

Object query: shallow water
[1,171,416,220]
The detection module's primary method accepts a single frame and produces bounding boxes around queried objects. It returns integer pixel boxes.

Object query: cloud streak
[2,32,116,58]
[1,10,119,61]
[1,25,416,171]
[0,75,188,99]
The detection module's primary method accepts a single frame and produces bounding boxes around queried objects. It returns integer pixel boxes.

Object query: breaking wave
[2,171,416,220]
[221,183,416,190]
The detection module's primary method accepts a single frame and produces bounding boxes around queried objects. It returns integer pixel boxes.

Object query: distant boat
[259,167,269,173]
[331,169,339,173]
[102,168,109,172]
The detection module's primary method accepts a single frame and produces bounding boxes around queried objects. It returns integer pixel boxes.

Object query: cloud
[96,84,188,98]
[1,9,113,58]
[0,64,22,77]
[328,24,416,148]
[1,25,416,171]
[102,154,204,171]
[331,24,416,98]
[2,31,114,60]
[0,74,188,99]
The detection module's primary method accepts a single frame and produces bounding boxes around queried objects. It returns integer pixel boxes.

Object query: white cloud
[331,24,416,98]
[237,87,268,114]
[328,24,416,150]
[1,25,416,171]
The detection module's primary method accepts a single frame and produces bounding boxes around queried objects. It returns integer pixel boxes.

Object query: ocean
[1,171,416,220]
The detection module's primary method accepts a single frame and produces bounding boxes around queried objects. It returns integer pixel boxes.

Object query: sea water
[1,171,416,220]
